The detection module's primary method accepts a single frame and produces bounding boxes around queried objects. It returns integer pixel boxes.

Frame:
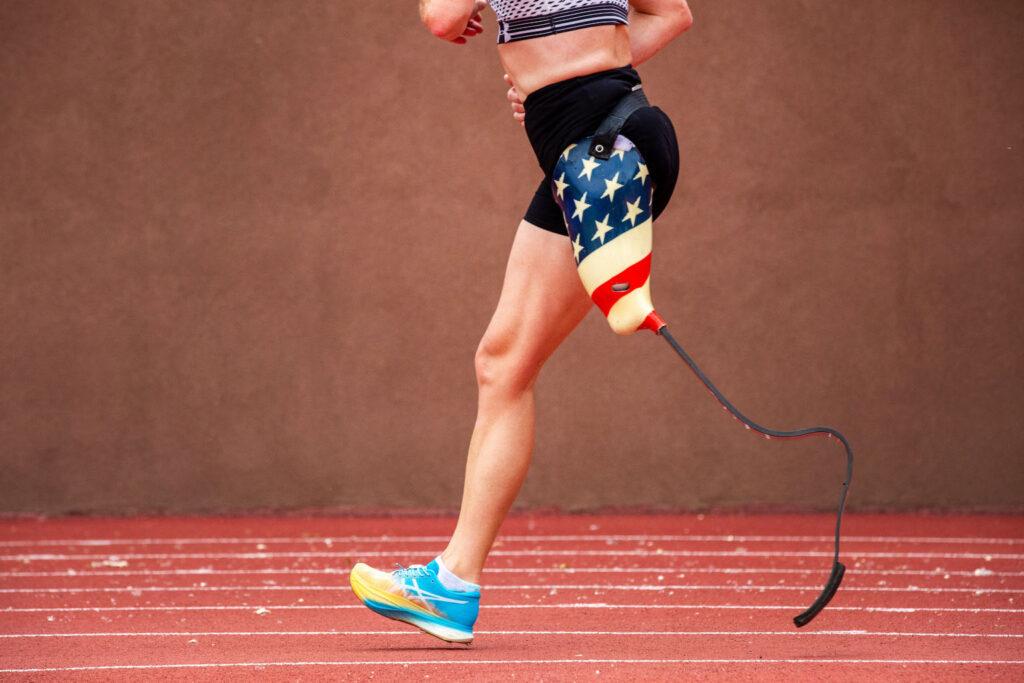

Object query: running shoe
[349,559,479,644]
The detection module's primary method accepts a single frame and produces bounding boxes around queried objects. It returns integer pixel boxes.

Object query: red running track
[1,513,1022,681]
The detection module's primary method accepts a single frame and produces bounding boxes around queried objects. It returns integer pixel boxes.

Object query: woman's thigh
[477,219,593,385]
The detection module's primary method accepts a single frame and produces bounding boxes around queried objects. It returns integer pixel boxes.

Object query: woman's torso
[497,24,632,100]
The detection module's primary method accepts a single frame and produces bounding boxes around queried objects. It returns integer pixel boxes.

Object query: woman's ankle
[434,555,481,592]
[439,549,482,585]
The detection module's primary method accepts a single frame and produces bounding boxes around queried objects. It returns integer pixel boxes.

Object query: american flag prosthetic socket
[551,132,854,627]
[552,135,662,335]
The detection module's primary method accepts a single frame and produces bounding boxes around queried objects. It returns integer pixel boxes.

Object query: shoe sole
[350,569,474,644]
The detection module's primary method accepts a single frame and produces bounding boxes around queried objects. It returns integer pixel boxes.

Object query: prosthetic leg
[552,89,853,627]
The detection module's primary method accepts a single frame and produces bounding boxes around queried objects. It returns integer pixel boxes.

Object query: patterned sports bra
[490,0,630,44]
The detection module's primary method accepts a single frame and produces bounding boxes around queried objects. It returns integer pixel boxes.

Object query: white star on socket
[592,214,613,244]
[554,172,568,200]
[633,162,649,184]
[578,156,600,181]
[601,172,623,201]
[622,197,644,226]
[572,192,592,221]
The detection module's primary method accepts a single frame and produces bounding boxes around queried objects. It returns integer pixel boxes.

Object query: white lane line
[1,534,1021,547]
[0,630,1020,639]
[3,584,1022,595]
[4,603,1022,613]
[0,569,347,578]
[5,549,1023,561]
[3,659,1024,673]
[3,566,1022,579]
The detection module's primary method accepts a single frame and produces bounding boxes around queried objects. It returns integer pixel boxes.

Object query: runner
[350,0,693,643]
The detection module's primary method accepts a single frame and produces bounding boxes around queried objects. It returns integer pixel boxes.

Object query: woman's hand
[451,1,487,45]
[421,0,486,45]
[450,0,485,45]
[504,73,525,126]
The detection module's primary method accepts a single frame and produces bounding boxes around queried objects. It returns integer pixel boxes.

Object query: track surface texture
[1,513,1022,681]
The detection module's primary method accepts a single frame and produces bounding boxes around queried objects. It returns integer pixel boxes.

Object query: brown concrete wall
[1,1,1022,514]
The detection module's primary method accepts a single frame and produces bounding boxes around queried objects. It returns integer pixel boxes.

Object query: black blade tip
[793,562,846,628]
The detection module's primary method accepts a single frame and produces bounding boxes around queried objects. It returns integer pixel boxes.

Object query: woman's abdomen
[498,24,631,99]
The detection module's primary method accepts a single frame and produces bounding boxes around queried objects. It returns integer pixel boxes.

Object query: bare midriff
[497,24,632,101]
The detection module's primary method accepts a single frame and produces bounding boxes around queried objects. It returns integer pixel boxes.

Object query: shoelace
[392,563,431,579]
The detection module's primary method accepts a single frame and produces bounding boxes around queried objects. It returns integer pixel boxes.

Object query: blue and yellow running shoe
[349,559,479,644]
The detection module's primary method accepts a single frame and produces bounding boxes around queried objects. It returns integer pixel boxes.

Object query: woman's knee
[474,329,540,396]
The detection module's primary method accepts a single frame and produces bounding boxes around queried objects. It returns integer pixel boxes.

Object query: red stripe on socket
[589,253,653,316]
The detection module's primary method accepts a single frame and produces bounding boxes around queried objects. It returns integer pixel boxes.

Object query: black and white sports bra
[490,0,630,44]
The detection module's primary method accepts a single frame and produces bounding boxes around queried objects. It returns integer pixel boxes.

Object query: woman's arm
[420,0,486,44]
[628,0,693,65]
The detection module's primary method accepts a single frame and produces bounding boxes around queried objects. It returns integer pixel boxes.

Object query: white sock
[434,556,480,593]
